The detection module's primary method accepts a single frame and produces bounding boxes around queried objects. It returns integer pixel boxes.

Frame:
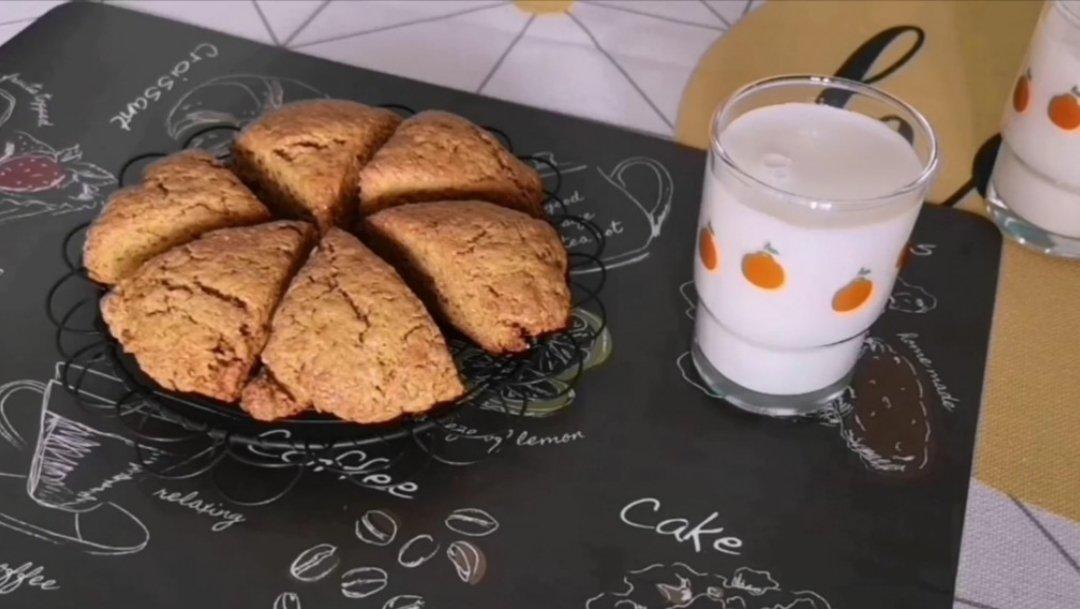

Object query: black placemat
[0,5,1000,608]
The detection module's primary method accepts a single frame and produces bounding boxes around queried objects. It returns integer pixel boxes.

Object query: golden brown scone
[364,201,570,354]
[101,221,316,402]
[232,99,401,232]
[357,111,545,217]
[241,228,464,424]
[84,150,271,285]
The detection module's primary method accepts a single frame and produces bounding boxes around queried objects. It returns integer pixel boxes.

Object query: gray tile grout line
[250,0,281,46]
[476,14,534,94]
[283,0,331,47]
[587,1,723,32]
[291,1,507,50]
[955,597,1004,609]
[698,0,732,29]
[1009,494,1080,576]
[566,11,675,131]
[741,0,754,18]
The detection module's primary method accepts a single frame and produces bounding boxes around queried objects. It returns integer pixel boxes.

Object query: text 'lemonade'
[988,0,1080,256]
[694,99,929,413]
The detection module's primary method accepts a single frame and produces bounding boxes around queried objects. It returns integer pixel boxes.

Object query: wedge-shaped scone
[241,228,464,423]
[365,200,570,354]
[84,150,271,285]
[101,221,316,402]
[233,99,401,232]
[358,111,545,217]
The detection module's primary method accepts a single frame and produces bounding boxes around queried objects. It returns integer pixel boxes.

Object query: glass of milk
[692,75,939,417]
[987,0,1080,257]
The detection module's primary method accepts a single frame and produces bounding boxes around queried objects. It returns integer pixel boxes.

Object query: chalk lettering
[620,497,743,555]
[153,488,246,532]
[109,42,219,131]
[0,562,59,595]
[896,332,959,410]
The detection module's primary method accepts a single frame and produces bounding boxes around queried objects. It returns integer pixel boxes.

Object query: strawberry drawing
[0,131,114,225]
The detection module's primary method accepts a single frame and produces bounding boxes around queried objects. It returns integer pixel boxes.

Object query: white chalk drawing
[888,277,937,314]
[245,435,419,500]
[585,562,832,609]
[0,72,54,128]
[566,156,672,274]
[284,506,500,600]
[454,307,611,418]
[818,337,934,474]
[619,497,743,556]
[289,543,340,582]
[397,534,440,568]
[0,560,60,595]
[356,509,399,547]
[444,507,499,537]
[0,88,14,129]
[383,594,425,609]
[526,150,588,180]
[165,74,325,143]
[109,43,220,133]
[676,282,944,475]
[340,566,389,599]
[446,540,486,585]
[0,371,156,555]
[272,591,301,609]
[0,131,114,226]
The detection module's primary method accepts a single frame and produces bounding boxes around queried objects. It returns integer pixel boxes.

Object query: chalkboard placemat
[0,4,1000,608]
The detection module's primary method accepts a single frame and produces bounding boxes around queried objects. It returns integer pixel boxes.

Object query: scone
[357,111,545,217]
[241,228,464,423]
[232,99,401,231]
[364,200,570,354]
[101,221,316,402]
[84,150,271,285]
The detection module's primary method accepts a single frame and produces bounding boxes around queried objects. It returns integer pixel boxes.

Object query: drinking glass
[987,0,1080,258]
[692,75,940,417]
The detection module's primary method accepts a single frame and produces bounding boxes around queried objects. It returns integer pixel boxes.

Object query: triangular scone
[101,221,316,402]
[233,100,401,232]
[84,150,271,285]
[241,228,464,423]
[357,111,545,217]
[365,201,570,354]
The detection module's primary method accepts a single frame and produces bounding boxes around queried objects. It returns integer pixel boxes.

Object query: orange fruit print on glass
[1013,68,1032,113]
[741,242,784,290]
[832,268,875,314]
[1048,85,1080,131]
[699,223,720,273]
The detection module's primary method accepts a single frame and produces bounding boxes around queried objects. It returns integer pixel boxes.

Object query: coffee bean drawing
[444,507,500,537]
[383,594,425,609]
[272,591,301,609]
[447,540,486,585]
[289,543,339,582]
[340,566,388,599]
[397,534,440,568]
[356,509,399,547]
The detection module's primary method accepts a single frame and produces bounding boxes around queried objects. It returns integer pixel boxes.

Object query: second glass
[692,75,940,417]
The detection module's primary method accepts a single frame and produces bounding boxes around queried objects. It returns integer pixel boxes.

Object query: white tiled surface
[2,2,1079,608]
[0,0,757,138]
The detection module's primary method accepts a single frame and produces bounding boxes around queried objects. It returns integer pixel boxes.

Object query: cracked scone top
[358,110,545,217]
[101,221,316,402]
[84,150,271,285]
[233,99,401,232]
[365,200,570,354]
[241,228,464,423]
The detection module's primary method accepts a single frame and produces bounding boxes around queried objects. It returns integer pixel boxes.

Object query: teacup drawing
[555,156,674,275]
[0,366,155,555]
[26,380,146,512]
